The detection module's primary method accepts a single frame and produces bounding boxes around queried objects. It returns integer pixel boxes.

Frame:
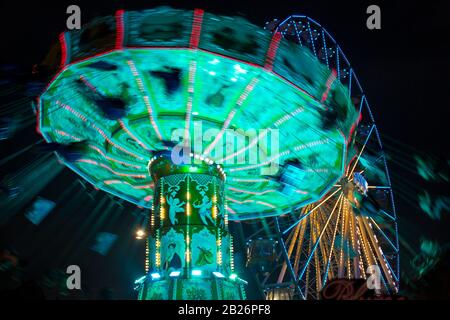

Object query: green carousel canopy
[37,7,358,220]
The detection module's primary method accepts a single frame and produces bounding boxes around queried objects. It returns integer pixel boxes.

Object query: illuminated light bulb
[135,229,146,239]
[191,269,202,276]
[212,272,225,278]
[150,273,161,280]
[169,271,181,277]
[134,275,147,284]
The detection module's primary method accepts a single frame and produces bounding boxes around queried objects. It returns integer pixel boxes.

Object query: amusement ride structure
[35,7,399,300]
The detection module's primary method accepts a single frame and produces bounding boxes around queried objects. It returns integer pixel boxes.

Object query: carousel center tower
[139,152,245,299]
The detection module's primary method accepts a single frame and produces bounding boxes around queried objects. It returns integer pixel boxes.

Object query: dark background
[0,0,449,299]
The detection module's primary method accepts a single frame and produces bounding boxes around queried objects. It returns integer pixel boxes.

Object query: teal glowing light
[150,272,161,280]
[212,271,225,278]
[169,270,181,277]
[191,269,202,276]
[37,7,358,220]
[135,275,147,284]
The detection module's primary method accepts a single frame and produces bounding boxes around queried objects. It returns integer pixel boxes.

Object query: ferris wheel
[243,15,400,300]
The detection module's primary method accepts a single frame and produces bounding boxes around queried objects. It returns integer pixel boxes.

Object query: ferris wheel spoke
[362,242,390,292]
[325,205,343,283]
[278,217,303,283]
[321,29,330,68]
[362,153,384,169]
[378,268,390,293]
[356,216,376,271]
[378,209,396,221]
[282,186,341,235]
[312,212,325,293]
[274,217,306,299]
[304,230,313,298]
[350,206,363,278]
[369,217,399,252]
[296,193,340,282]
[360,217,397,290]
[348,124,375,177]
[319,208,339,288]
[375,246,400,284]
[293,21,304,47]
[365,227,399,285]
[337,197,347,277]
[293,218,307,277]
[367,185,390,189]
[310,214,319,294]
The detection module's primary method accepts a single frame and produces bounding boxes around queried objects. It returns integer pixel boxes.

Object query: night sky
[0,0,449,299]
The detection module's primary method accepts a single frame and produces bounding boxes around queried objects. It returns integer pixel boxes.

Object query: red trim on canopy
[59,32,68,67]
[264,32,282,70]
[115,9,125,49]
[189,9,204,48]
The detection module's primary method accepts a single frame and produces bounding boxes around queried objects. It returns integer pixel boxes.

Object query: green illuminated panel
[39,9,358,219]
